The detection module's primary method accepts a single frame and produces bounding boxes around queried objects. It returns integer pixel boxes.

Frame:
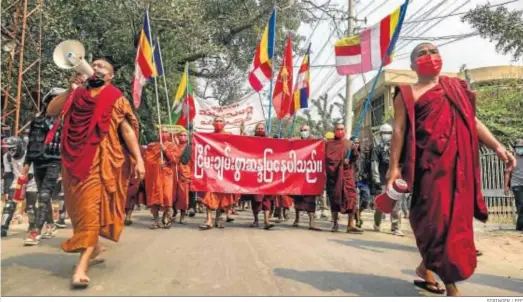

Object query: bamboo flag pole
[146,8,164,164]
[266,3,278,136]
[155,38,175,142]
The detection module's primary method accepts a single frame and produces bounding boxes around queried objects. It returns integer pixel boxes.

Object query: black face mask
[87,72,106,88]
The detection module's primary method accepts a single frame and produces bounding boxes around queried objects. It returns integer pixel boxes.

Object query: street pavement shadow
[273,268,425,296]
[401,269,523,294]
[329,238,419,253]
[1,252,80,279]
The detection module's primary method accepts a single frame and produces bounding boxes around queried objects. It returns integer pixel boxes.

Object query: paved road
[2,210,522,296]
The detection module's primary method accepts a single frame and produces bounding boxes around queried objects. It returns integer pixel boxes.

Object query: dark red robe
[325,139,359,214]
[397,76,488,284]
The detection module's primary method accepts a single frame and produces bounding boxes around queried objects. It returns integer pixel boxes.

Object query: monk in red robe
[46,58,145,288]
[387,43,517,296]
[247,123,275,230]
[125,146,146,226]
[292,124,321,231]
[144,133,177,229]
[325,123,362,233]
[200,116,236,229]
[172,129,192,224]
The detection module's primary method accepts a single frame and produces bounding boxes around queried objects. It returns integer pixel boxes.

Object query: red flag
[272,35,294,119]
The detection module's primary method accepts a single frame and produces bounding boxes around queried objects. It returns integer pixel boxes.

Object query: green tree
[303,93,342,138]
[2,0,345,142]
[474,80,523,144]
[463,4,523,61]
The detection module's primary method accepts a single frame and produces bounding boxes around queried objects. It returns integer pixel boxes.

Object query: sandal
[347,227,364,234]
[226,217,235,223]
[150,223,160,229]
[413,280,446,294]
[199,224,212,230]
[264,224,275,230]
[309,226,322,231]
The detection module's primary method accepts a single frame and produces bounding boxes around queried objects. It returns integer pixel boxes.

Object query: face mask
[300,131,310,139]
[255,130,266,137]
[178,135,188,144]
[416,54,442,77]
[8,148,17,156]
[382,134,392,143]
[213,122,224,132]
[515,147,523,156]
[334,130,345,139]
[87,72,106,88]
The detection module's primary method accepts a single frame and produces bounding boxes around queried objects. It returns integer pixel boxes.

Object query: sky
[197,0,522,125]
[296,0,522,120]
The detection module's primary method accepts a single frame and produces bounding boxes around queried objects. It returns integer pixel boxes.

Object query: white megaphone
[53,40,94,88]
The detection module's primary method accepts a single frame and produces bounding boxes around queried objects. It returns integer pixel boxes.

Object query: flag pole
[289,114,297,137]
[156,38,175,142]
[185,62,190,139]
[266,3,278,136]
[346,0,409,160]
[146,8,164,164]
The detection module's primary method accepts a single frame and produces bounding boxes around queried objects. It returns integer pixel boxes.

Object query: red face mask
[334,130,345,139]
[416,54,442,77]
[213,122,224,133]
[178,135,188,144]
[255,130,266,137]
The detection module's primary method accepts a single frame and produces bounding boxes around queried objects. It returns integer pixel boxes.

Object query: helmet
[379,124,393,133]
[5,136,24,159]
[514,139,523,147]
[41,87,66,112]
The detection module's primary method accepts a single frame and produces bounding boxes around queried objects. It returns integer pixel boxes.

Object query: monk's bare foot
[445,284,460,296]
[415,265,445,294]
[71,270,90,289]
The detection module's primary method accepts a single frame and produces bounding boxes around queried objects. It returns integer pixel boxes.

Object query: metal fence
[479,146,516,224]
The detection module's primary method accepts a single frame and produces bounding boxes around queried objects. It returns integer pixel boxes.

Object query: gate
[479,146,516,224]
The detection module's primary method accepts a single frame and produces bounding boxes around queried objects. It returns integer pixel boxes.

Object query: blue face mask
[515,147,523,156]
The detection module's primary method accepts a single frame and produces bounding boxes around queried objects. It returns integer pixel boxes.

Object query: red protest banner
[191,133,325,195]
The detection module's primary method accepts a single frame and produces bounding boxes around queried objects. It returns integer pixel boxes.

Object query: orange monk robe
[61,96,139,252]
[173,143,192,211]
[144,142,177,209]
[202,132,237,211]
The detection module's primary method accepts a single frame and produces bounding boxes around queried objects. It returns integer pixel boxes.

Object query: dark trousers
[513,186,523,230]
[33,162,60,229]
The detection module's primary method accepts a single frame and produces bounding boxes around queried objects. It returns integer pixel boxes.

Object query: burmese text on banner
[191,133,325,195]
[192,95,265,135]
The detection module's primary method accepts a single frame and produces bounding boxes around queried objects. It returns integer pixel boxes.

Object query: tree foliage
[474,80,523,144]
[463,4,523,61]
[1,0,345,142]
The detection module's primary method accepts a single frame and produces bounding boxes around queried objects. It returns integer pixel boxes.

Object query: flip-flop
[226,218,235,223]
[309,227,322,231]
[264,224,275,230]
[414,280,446,294]
[347,228,364,234]
[124,220,133,226]
[199,224,212,230]
[71,278,89,289]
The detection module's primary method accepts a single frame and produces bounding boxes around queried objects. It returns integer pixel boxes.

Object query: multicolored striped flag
[152,40,164,77]
[248,9,276,92]
[290,43,311,117]
[172,63,195,127]
[272,35,293,119]
[334,2,407,75]
[131,10,155,108]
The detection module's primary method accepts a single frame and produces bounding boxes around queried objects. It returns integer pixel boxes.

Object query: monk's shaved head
[410,43,438,64]
[334,123,344,131]
[214,116,224,123]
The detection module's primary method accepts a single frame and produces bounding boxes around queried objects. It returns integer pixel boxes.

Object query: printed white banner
[193,94,266,135]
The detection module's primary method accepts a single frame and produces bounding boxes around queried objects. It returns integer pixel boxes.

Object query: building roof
[353,65,523,107]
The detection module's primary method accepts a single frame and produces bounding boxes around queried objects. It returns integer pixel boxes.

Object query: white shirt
[3,153,37,192]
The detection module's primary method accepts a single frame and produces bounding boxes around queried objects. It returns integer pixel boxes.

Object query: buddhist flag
[131,10,155,108]
[152,40,164,77]
[248,9,276,92]
[272,35,293,120]
[172,63,195,126]
[334,2,408,75]
[290,43,311,117]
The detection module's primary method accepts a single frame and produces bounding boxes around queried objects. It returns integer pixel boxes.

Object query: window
[371,94,385,128]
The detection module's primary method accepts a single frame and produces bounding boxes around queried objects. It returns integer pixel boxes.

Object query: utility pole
[344,0,355,137]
